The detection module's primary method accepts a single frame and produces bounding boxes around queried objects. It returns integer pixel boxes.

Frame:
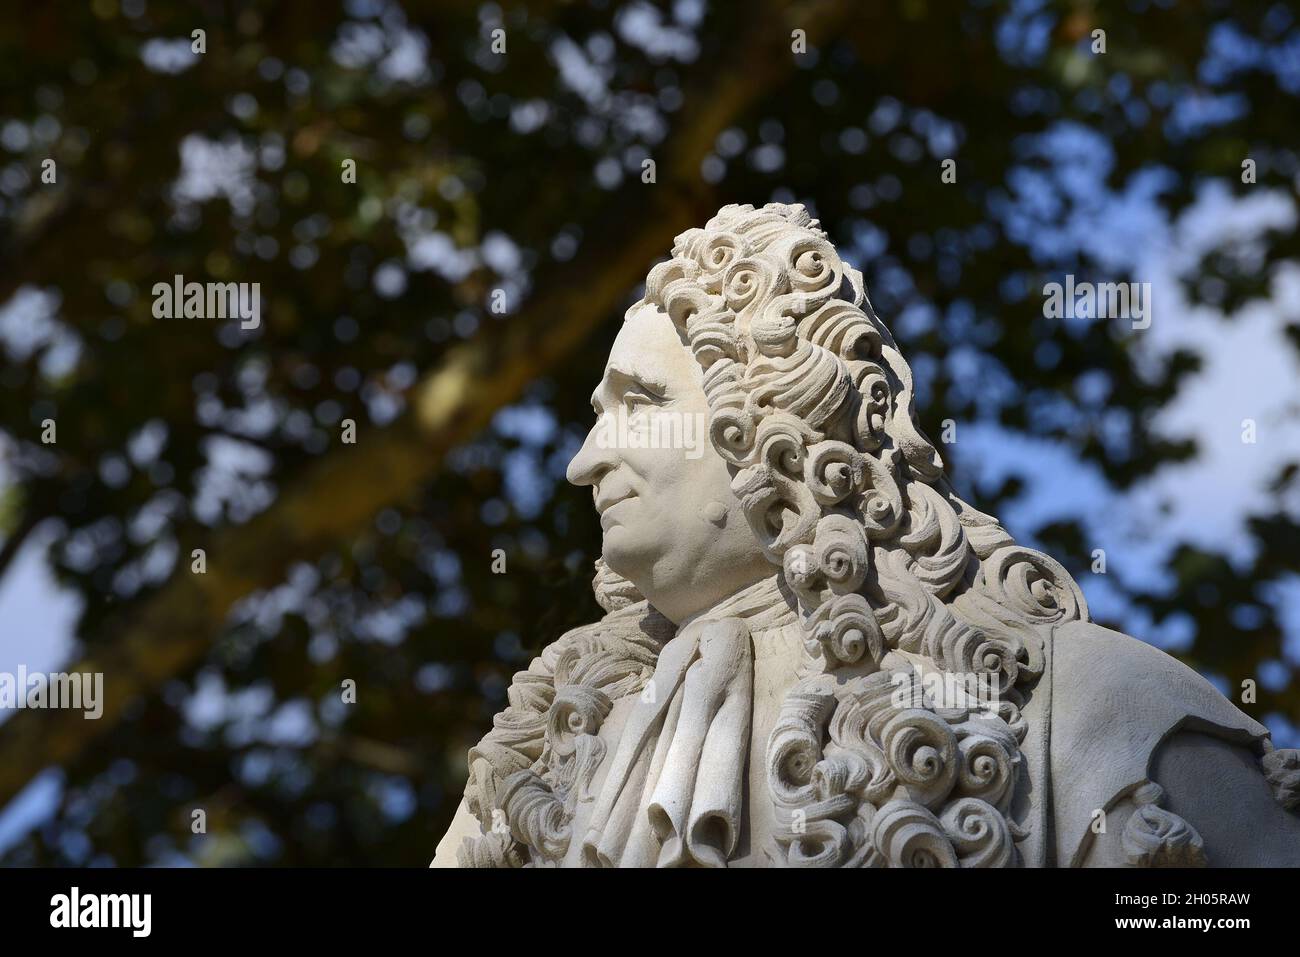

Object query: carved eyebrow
[590,364,670,414]
[605,363,669,395]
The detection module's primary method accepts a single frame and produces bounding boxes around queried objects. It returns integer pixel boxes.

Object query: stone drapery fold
[581,575,792,867]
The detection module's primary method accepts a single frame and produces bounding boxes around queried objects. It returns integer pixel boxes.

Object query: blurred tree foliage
[0,0,1297,865]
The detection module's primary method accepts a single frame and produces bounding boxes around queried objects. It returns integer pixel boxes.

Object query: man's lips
[596,493,637,528]
[593,484,635,514]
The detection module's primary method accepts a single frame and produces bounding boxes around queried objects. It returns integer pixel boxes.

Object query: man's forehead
[601,315,680,387]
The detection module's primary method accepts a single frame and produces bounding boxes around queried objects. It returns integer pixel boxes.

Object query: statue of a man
[433,203,1300,867]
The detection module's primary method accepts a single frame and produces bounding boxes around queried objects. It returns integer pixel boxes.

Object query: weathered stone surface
[432,203,1300,868]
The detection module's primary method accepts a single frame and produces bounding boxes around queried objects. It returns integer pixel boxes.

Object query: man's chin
[599,529,654,587]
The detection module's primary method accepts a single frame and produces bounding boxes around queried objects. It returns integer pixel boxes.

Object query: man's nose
[566,416,617,488]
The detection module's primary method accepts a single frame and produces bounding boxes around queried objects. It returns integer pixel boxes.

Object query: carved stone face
[566,301,772,624]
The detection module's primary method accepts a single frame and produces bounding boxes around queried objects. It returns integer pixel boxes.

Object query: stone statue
[432,202,1300,867]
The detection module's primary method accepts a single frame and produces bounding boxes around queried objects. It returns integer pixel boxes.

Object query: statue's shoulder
[1049,619,1269,746]
[456,600,672,863]
[1047,619,1273,865]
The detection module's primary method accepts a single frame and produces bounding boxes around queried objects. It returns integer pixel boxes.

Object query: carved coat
[433,577,1300,868]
